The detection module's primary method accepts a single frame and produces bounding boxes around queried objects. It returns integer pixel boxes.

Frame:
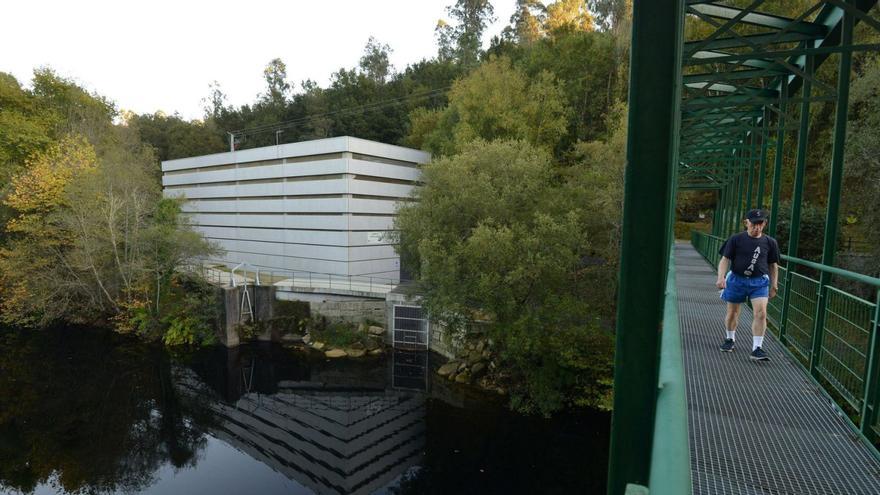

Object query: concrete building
[162,137,429,283]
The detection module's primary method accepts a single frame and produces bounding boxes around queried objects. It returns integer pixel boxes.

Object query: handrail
[698,233,880,287]
[200,258,397,286]
[649,252,693,494]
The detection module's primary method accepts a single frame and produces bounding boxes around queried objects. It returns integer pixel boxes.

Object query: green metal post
[757,109,769,209]
[607,0,681,492]
[810,8,853,377]
[780,55,814,340]
[768,89,787,238]
[860,290,880,439]
[713,189,724,236]
[734,159,745,233]
[746,138,755,210]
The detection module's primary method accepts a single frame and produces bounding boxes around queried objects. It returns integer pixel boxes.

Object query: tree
[841,54,880,277]
[436,0,497,67]
[359,37,394,83]
[409,56,568,156]
[0,131,216,332]
[503,0,546,45]
[544,0,594,34]
[394,140,613,414]
[261,58,291,106]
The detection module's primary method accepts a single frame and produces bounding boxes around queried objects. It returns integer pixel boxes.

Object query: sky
[2,0,516,121]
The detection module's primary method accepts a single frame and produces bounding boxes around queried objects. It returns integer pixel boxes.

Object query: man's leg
[750,297,770,360]
[721,303,741,351]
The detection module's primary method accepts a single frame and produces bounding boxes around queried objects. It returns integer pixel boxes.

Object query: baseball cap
[746,209,768,223]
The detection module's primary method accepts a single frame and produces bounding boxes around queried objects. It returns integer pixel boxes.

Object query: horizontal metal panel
[162,159,349,186]
[162,136,429,172]
[348,215,395,231]
[349,198,400,215]
[162,136,351,172]
[348,158,422,181]
[210,250,349,274]
[348,180,414,198]
[348,245,398,261]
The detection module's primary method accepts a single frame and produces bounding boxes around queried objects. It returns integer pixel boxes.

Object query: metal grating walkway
[676,243,880,494]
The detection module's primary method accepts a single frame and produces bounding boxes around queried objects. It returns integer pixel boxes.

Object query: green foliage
[842,54,880,276]
[159,276,218,346]
[412,57,569,156]
[0,72,217,334]
[127,112,225,163]
[395,139,616,414]
[309,321,371,349]
[773,200,841,262]
[435,0,496,67]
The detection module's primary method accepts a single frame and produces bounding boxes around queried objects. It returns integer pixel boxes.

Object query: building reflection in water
[175,346,429,495]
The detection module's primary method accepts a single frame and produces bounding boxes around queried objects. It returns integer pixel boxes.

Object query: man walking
[716,209,780,360]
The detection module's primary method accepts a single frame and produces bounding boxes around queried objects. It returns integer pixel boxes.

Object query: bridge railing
[692,231,880,443]
[197,259,398,294]
[648,251,692,494]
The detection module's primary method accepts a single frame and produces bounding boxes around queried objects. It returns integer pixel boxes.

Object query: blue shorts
[721,272,769,303]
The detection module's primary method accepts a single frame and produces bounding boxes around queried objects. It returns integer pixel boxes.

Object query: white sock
[726,331,735,341]
[753,335,764,350]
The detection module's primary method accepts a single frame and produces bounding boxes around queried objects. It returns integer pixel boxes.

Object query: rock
[448,372,457,381]
[368,326,385,336]
[282,333,303,343]
[458,361,469,372]
[476,340,486,353]
[357,322,366,333]
[325,349,347,358]
[471,362,487,378]
[495,387,507,395]
[302,334,311,344]
[455,371,471,384]
[312,342,325,351]
[364,339,379,351]
[369,348,383,355]
[438,361,459,377]
[347,348,366,358]
[467,350,483,365]
[482,350,491,360]
[351,341,365,350]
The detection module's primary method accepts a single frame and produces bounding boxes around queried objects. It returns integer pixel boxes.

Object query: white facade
[161,136,429,283]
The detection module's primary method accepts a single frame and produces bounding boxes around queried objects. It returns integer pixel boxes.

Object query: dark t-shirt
[720,232,780,277]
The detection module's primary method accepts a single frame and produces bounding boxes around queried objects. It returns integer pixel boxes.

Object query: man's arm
[717,256,730,289]
[769,262,778,298]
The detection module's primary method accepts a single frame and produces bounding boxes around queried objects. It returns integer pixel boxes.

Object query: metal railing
[692,231,880,442]
[197,259,398,295]
[648,252,692,494]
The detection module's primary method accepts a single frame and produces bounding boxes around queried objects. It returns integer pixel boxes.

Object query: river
[0,326,609,494]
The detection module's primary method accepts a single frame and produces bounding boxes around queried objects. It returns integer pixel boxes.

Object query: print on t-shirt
[744,246,760,276]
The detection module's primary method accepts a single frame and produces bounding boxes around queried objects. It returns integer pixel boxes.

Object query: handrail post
[810,6,853,377]
[860,291,880,440]
[607,0,682,491]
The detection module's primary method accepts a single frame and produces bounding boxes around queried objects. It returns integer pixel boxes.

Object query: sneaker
[750,346,770,361]
[720,338,735,352]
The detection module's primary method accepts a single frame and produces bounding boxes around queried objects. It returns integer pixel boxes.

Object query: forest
[0,0,878,415]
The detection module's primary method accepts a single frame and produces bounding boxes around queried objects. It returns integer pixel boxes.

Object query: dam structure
[162,136,430,284]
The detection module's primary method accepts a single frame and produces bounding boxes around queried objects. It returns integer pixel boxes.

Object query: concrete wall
[162,136,430,282]
[310,300,386,326]
[217,285,276,347]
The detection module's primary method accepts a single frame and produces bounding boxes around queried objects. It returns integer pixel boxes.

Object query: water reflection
[0,328,209,494]
[0,327,608,495]
[176,346,426,495]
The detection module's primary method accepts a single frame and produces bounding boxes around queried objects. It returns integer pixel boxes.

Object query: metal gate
[392,305,428,350]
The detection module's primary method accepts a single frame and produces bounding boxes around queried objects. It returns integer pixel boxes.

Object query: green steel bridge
[608,1,880,494]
